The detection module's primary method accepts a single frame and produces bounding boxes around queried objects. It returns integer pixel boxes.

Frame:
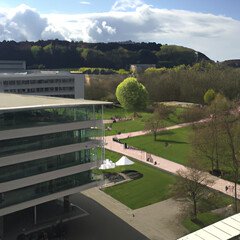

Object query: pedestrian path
[105,128,240,199]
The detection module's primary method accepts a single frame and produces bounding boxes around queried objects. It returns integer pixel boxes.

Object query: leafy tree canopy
[204,89,216,105]
[116,77,148,111]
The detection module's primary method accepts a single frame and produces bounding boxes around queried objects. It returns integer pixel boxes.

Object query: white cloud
[111,0,144,11]
[0,4,64,41]
[80,1,91,5]
[102,21,116,34]
[0,3,239,61]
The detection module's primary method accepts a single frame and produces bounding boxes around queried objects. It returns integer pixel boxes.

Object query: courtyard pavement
[82,187,188,240]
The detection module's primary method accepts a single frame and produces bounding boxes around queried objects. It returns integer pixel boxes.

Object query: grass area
[105,112,151,136]
[123,127,193,165]
[182,191,233,232]
[104,106,185,136]
[102,150,175,209]
[182,212,223,232]
[103,106,132,120]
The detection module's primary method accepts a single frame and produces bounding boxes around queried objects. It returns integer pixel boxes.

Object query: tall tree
[220,100,240,213]
[145,104,173,141]
[172,162,214,219]
[116,77,148,113]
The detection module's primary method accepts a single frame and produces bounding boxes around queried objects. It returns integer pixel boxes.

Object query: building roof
[178,212,240,240]
[0,70,81,78]
[0,93,112,111]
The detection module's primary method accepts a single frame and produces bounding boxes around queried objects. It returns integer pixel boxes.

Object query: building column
[0,216,3,239]
[34,206,37,225]
[63,196,70,212]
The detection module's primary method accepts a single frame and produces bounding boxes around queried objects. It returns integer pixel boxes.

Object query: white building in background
[130,64,156,74]
[0,61,84,99]
[0,60,26,72]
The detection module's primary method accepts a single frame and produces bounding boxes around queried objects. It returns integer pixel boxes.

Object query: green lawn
[182,212,223,232]
[102,150,175,209]
[105,112,151,136]
[104,106,185,136]
[182,191,233,232]
[123,127,193,165]
[103,107,131,120]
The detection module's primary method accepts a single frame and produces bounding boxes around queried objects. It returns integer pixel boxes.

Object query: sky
[0,0,239,61]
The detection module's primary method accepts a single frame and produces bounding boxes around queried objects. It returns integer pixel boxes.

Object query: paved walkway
[105,123,240,199]
[83,187,188,240]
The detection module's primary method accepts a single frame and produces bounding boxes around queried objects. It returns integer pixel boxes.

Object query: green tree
[31,45,43,59]
[204,89,216,104]
[180,106,206,123]
[192,95,240,213]
[145,104,173,141]
[172,162,214,219]
[219,100,240,213]
[116,77,148,113]
[43,43,54,55]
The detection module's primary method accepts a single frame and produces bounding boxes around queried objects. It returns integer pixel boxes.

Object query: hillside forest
[0,40,209,69]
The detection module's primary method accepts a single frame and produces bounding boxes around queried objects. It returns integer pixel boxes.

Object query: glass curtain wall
[0,105,102,131]
[0,128,101,157]
[0,148,99,183]
[0,171,94,209]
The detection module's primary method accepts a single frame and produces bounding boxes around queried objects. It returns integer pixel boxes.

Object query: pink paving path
[105,124,240,199]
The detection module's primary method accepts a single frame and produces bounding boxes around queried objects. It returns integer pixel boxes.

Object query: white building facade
[0,61,84,99]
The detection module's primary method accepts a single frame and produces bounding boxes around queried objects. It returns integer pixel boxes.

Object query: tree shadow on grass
[158,131,175,136]
[191,218,205,228]
[156,139,188,144]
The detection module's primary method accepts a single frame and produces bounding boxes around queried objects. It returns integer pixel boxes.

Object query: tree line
[139,62,240,104]
[86,62,240,104]
[0,40,209,69]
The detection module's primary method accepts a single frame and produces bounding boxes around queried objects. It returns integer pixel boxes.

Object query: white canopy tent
[116,156,134,166]
[99,159,116,170]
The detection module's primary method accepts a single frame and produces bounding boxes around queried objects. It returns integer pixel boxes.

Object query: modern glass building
[0,93,109,234]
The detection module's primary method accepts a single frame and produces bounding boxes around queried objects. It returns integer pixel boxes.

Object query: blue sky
[1,0,240,19]
[0,0,239,60]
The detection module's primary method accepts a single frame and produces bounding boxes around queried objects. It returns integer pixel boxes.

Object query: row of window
[4,86,74,94]
[0,148,98,183]
[0,128,101,157]
[2,78,74,86]
[0,171,94,208]
[0,106,103,131]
